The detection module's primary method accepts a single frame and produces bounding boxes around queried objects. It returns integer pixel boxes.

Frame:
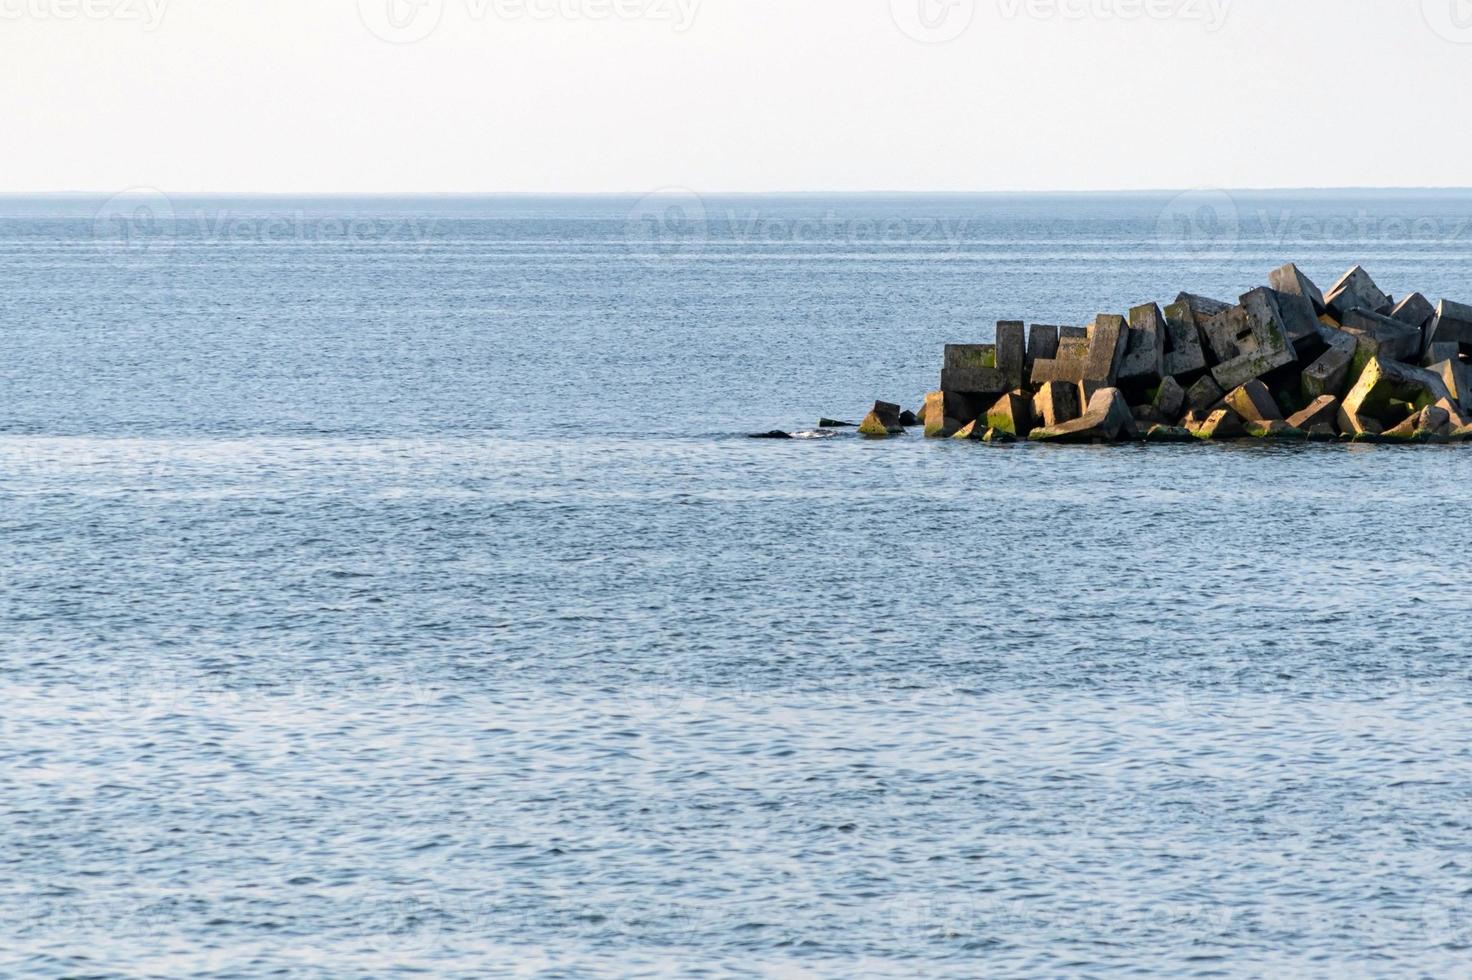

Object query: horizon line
[5,186,1472,198]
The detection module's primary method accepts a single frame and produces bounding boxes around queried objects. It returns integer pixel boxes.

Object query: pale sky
[2,0,1470,193]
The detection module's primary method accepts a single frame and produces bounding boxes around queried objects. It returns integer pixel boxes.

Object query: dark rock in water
[818,418,855,428]
[1325,265,1393,318]
[898,411,921,427]
[750,430,792,439]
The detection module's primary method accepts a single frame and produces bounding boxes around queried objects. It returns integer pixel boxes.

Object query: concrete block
[1187,408,1245,440]
[1199,290,1299,389]
[1029,334,1090,386]
[1186,375,1225,413]
[996,321,1026,390]
[924,390,970,438]
[1269,262,1327,314]
[1154,376,1186,419]
[942,350,1009,396]
[1424,299,1472,354]
[1431,358,1472,409]
[1420,405,1452,435]
[1224,379,1283,422]
[1059,326,1089,341]
[1302,329,1357,400]
[1424,342,1461,366]
[1211,340,1297,392]
[1177,292,1233,329]
[985,390,1035,437]
[1027,324,1059,374]
[1120,304,1167,382]
[1390,292,1436,330]
[1034,381,1081,428]
[1336,406,1383,437]
[1082,314,1129,389]
[1382,410,1426,441]
[1341,357,1454,425]
[951,420,984,440]
[1162,298,1208,377]
[1287,395,1340,432]
[1202,305,1253,364]
[1132,405,1169,428]
[1340,308,1422,363]
[872,401,902,429]
[1269,287,1322,345]
[1434,397,1470,430]
[1030,387,1136,443]
[1144,425,1196,443]
[1325,265,1393,318]
[860,400,904,436]
[1244,419,1307,440]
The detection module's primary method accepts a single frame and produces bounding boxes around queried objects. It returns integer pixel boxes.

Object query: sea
[3,190,1472,978]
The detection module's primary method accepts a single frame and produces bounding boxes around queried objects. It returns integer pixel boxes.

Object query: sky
[2,0,1471,193]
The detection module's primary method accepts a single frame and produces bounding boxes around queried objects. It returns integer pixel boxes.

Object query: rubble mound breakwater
[847,263,1472,445]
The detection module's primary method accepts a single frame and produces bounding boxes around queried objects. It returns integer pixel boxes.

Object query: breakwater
[846,264,1472,444]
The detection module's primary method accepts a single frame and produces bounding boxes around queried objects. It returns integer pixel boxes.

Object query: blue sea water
[4,191,1472,978]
